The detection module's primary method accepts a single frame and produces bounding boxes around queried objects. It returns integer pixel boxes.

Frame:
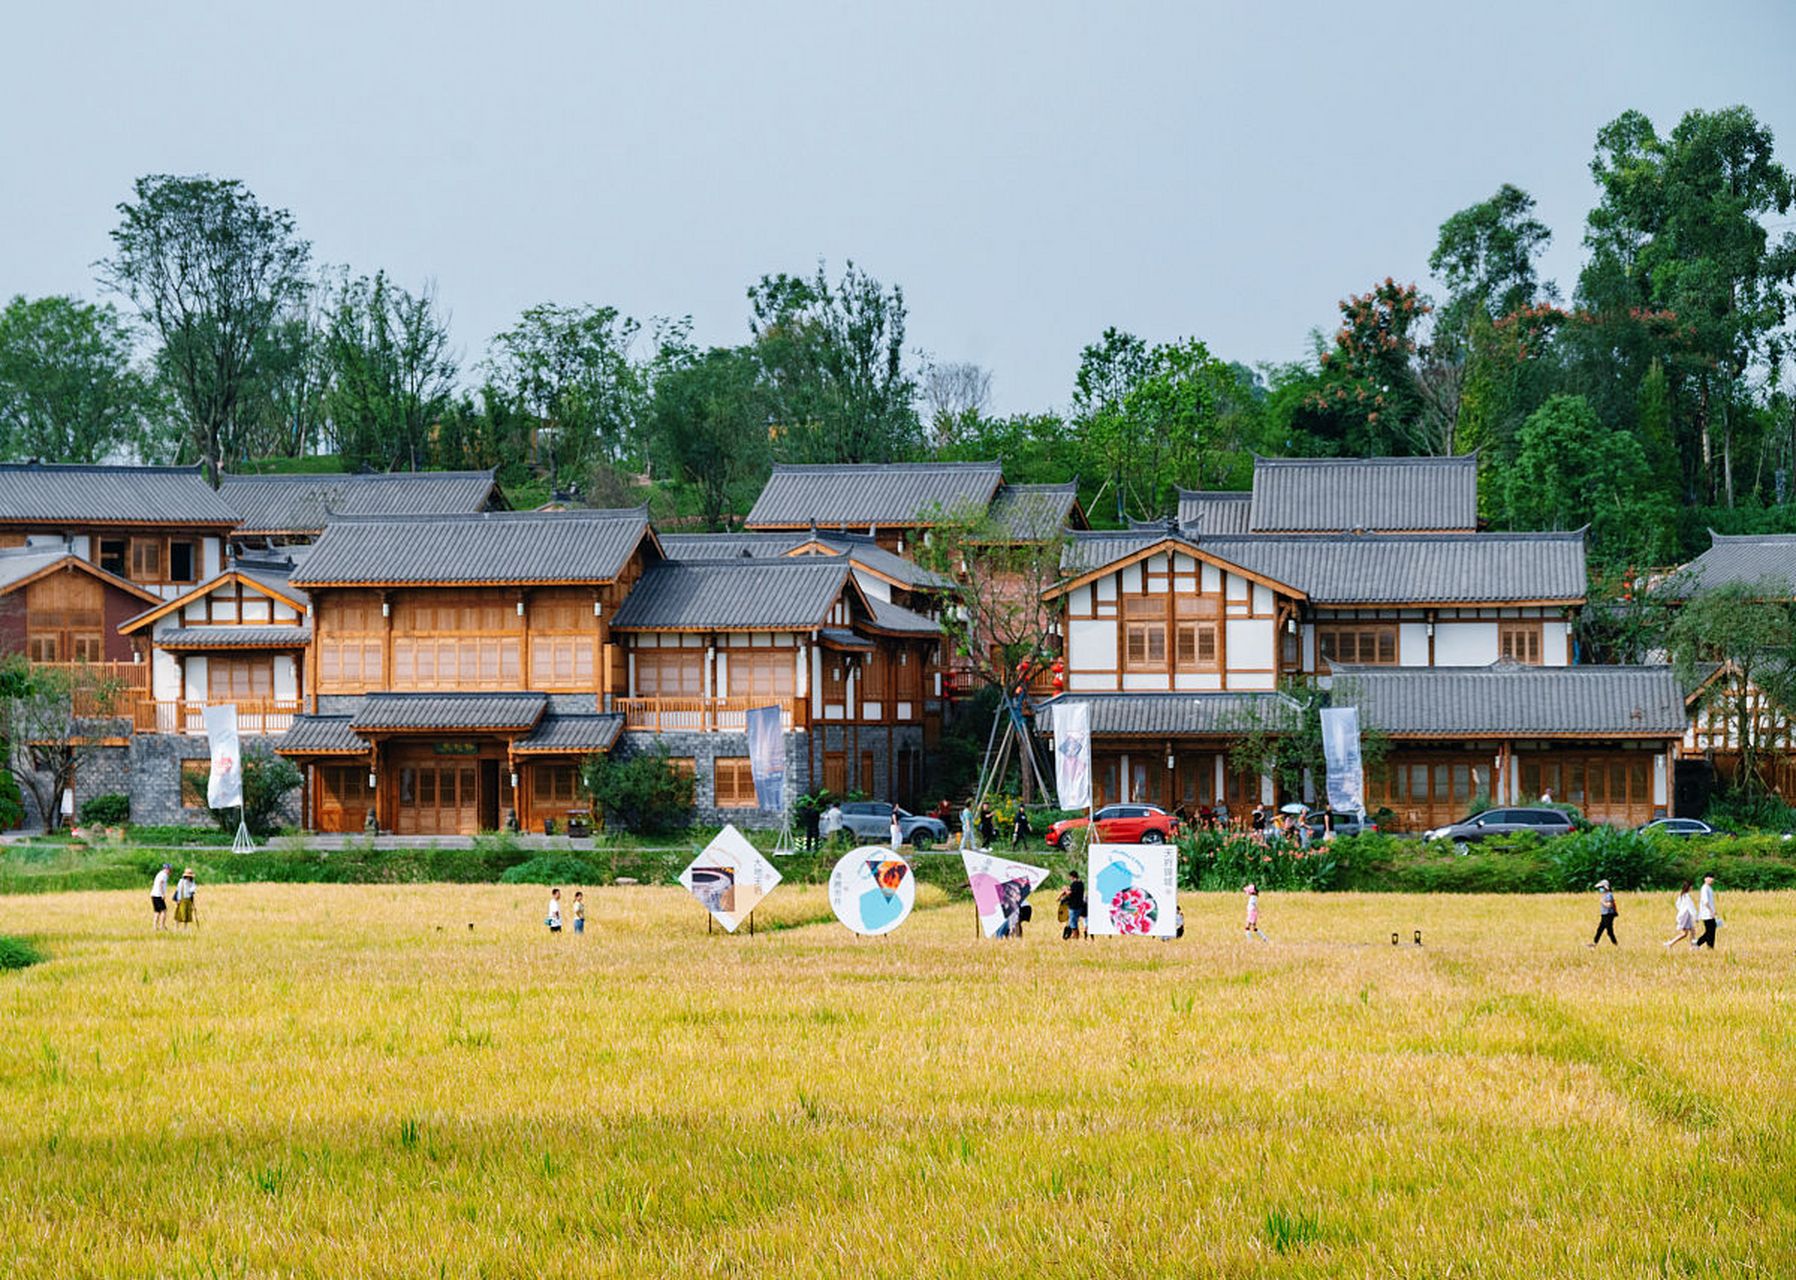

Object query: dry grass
[2,885,1794,1278]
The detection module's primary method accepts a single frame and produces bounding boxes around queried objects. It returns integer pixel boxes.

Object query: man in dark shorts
[150,863,171,931]
[1060,871,1088,939]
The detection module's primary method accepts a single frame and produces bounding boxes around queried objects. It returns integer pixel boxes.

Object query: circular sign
[828,846,917,936]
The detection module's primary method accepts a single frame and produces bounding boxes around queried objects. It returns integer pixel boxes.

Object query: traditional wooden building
[220,469,504,553]
[275,509,657,834]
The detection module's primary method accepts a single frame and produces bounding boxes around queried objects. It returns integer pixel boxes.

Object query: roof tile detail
[1246,456,1478,533]
[0,463,240,526]
[1333,664,1687,737]
[348,693,548,733]
[290,509,653,587]
[610,560,854,631]
[745,462,1002,528]
[222,469,501,535]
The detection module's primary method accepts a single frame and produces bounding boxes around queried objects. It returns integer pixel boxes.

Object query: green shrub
[182,744,302,837]
[1703,792,1796,834]
[1180,830,1338,892]
[0,767,23,831]
[581,749,694,835]
[1548,826,1675,891]
[0,935,45,969]
[78,794,131,826]
[499,855,604,885]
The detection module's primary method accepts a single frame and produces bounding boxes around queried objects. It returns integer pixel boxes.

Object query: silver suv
[836,801,950,848]
[1425,807,1575,848]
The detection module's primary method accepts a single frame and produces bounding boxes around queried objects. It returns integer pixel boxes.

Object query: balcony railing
[133,699,301,736]
[616,696,801,733]
[27,661,151,717]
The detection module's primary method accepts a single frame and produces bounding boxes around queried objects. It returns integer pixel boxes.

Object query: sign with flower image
[1086,842,1179,937]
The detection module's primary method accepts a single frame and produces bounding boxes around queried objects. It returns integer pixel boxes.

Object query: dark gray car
[837,801,949,848]
[1424,806,1575,848]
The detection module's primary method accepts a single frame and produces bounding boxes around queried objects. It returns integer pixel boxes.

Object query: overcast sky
[4,0,1793,415]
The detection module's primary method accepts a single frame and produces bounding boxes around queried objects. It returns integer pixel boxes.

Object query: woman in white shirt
[1664,880,1696,950]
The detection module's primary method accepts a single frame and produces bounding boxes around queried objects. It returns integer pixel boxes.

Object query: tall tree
[100,175,312,483]
[1429,184,1554,335]
[1295,279,1431,456]
[322,272,457,471]
[485,303,646,489]
[649,345,771,529]
[1578,106,1796,507]
[0,295,159,462]
[1666,580,1796,798]
[749,261,919,463]
[0,659,127,832]
[920,360,992,449]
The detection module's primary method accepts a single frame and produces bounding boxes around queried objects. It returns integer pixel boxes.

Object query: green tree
[485,303,646,488]
[748,261,919,464]
[1429,184,1554,335]
[0,295,160,462]
[1295,279,1431,457]
[1498,394,1673,564]
[322,272,457,471]
[1666,580,1796,798]
[649,344,771,529]
[1578,106,1796,507]
[100,175,313,483]
[1226,677,1387,806]
[182,742,302,836]
[0,659,127,832]
[580,748,695,834]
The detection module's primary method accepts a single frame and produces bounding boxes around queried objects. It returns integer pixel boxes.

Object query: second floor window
[1318,624,1398,666]
[635,649,703,697]
[1499,621,1543,664]
[727,650,795,698]
[1123,596,1166,669]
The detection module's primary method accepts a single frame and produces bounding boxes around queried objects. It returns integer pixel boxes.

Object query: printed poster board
[960,850,1050,938]
[829,846,916,936]
[1086,842,1179,938]
[679,823,782,932]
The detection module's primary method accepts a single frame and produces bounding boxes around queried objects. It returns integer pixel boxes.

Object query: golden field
[2,883,1794,1278]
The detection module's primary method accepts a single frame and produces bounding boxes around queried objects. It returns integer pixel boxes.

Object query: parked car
[1303,810,1379,839]
[836,801,950,848]
[1638,817,1733,838]
[1424,807,1576,848]
[1045,804,1181,849]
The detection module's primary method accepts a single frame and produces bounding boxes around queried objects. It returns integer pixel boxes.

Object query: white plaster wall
[1070,584,1092,613]
[1251,584,1272,614]
[1653,752,1668,808]
[274,655,298,702]
[1068,673,1113,691]
[1225,618,1273,670]
[152,649,182,701]
[1435,622,1498,666]
[1121,673,1172,691]
[183,656,207,702]
[1232,672,1277,690]
[1547,620,1573,667]
[1069,617,1117,672]
[1398,622,1430,667]
[852,570,891,602]
[202,538,223,580]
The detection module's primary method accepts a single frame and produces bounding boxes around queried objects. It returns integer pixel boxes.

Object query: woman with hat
[172,867,198,929]
[1588,879,1618,947]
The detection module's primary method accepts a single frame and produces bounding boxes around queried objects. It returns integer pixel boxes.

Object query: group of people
[148,863,198,930]
[1589,874,1722,950]
[544,888,586,935]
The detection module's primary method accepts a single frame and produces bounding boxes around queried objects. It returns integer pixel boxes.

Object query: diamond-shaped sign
[680,823,782,932]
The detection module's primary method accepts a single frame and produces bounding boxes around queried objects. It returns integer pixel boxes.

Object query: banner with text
[745,704,786,809]
[1320,705,1364,815]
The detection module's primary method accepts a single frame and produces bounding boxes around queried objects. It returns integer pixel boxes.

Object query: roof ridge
[768,460,1001,473]
[318,506,646,525]
[1250,454,1477,467]
[0,462,207,475]
[221,468,497,484]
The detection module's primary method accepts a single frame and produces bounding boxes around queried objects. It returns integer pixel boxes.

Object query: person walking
[1060,871,1087,939]
[572,891,586,936]
[150,863,171,932]
[546,888,563,935]
[960,800,976,851]
[172,868,197,929]
[978,803,997,850]
[1694,875,1719,949]
[1588,879,1619,947]
[889,807,904,852]
[1243,883,1266,941]
[822,801,844,847]
[1011,806,1031,848]
[1665,881,1696,950]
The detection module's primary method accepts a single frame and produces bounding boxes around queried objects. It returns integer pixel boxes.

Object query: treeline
[1,105,1793,560]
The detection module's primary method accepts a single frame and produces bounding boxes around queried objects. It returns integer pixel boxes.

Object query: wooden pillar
[517,589,530,690]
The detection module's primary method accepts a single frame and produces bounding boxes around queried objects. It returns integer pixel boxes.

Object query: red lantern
[1017,656,1032,673]
[1051,657,1065,675]
[1052,673,1065,691]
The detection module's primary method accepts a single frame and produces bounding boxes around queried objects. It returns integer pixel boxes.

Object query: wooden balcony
[615,696,802,733]
[132,699,302,736]
[27,661,151,716]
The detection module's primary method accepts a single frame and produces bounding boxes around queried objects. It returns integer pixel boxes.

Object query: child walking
[572,891,586,936]
[546,888,563,934]
[1243,883,1266,941]
[1665,881,1696,950]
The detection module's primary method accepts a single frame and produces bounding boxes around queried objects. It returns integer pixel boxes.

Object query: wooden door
[396,756,481,835]
[316,764,373,833]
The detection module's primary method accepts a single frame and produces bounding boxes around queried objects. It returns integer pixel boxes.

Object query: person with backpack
[1060,871,1087,939]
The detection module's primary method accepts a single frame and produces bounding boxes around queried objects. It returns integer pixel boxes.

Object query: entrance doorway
[395,754,480,835]
[479,759,500,831]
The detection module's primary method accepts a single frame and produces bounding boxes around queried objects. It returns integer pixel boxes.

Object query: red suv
[1046,804,1181,849]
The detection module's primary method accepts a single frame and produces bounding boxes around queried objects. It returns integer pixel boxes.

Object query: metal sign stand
[231,803,254,854]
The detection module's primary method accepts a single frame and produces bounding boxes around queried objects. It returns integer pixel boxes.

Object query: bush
[183,744,302,837]
[1548,826,1676,891]
[581,749,694,835]
[499,855,604,885]
[0,935,45,969]
[1704,791,1796,834]
[78,794,131,826]
[0,767,26,830]
[1181,830,1339,892]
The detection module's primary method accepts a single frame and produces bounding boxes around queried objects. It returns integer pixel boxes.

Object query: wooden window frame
[1498,621,1542,665]
[1317,624,1399,667]
[714,756,755,808]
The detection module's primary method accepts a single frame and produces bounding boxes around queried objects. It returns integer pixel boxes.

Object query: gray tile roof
[819,627,876,651]
[659,530,948,589]
[512,713,624,754]
[745,462,1003,528]
[864,595,941,635]
[1177,490,1252,534]
[1041,692,1301,737]
[290,509,654,587]
[221,469,502,535]
[1061,530,1176,574]
[275,715,366,755]
[1247,455,1478,533]
[0,463,241,526]
[1670,533,1796,596]
[1198,531,1586,604]
[234,561,309,607]
[610,559,854,631]
[158,626,311,649]
[0,545,81,592]
[1332,664,1687,738]
[985,482,1083,541]
[348,693,548,733]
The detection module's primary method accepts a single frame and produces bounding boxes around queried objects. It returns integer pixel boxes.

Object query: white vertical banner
[1053,700,1092,810]
[203,704,244,810]
[1320,706,1364,814]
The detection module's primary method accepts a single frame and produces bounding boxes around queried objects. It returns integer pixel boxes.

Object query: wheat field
[1,883,1793,1278]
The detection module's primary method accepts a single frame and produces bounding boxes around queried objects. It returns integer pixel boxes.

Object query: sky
[4,0,1794,416]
